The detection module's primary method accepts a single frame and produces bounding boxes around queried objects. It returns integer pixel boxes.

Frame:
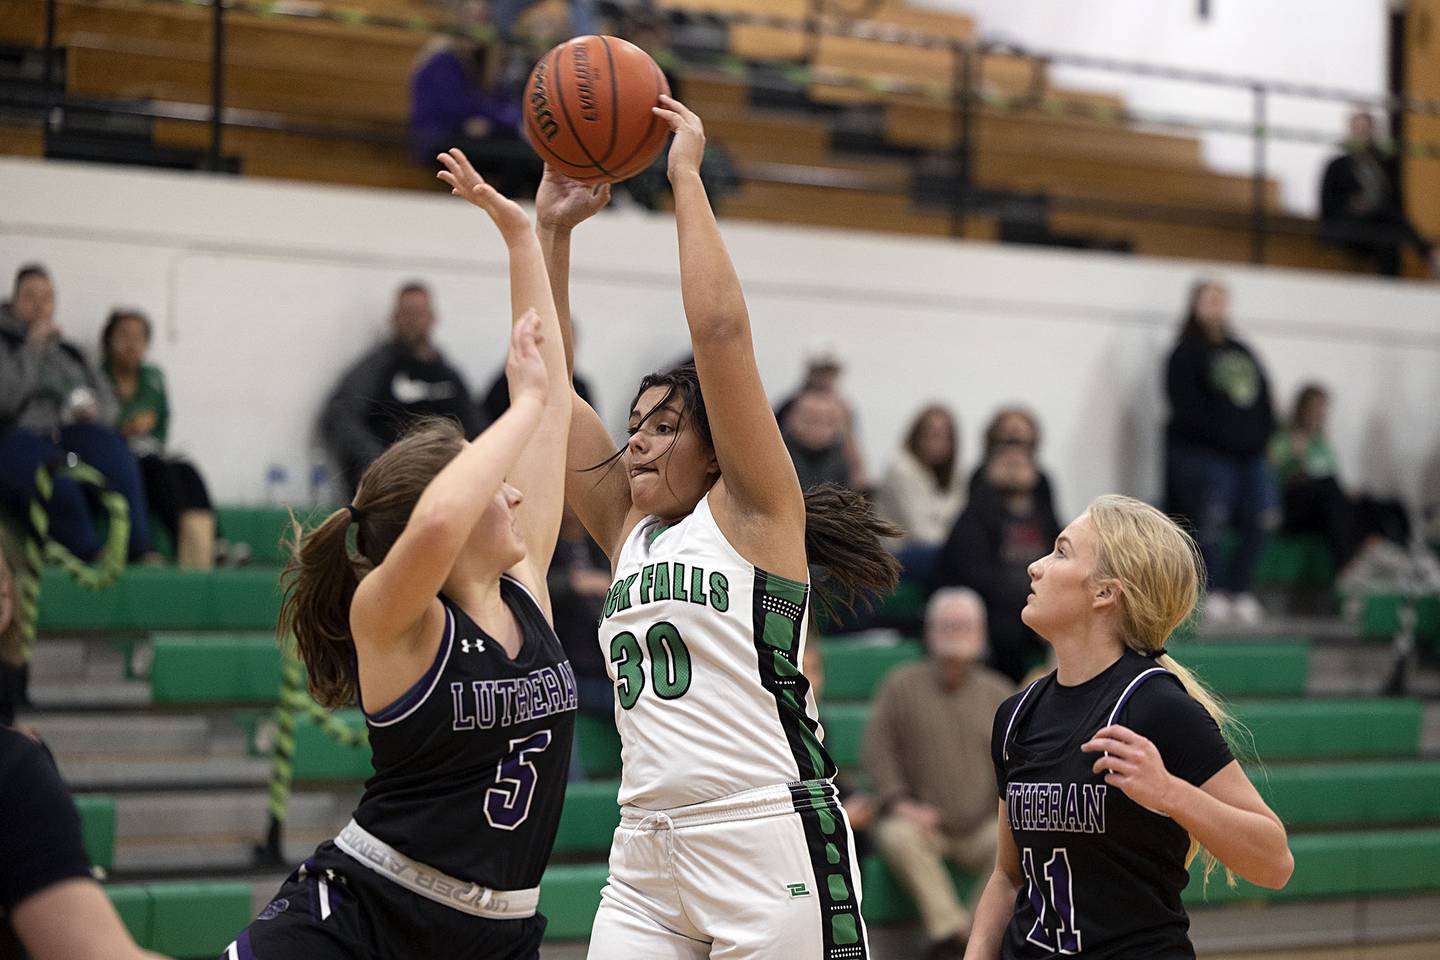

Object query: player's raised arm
[437,150,569,596]
[652,97,807,550]
[534,166,637,559]
[348,315,548,646]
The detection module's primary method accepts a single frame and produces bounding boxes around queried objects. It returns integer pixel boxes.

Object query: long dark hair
[614,362,901,615]
[99,308,152,367]
[278,418,466,708]
[1180,278,1227,341]
[0,525,24,669]
[905,404,958,491]
[1288,382,1328,432]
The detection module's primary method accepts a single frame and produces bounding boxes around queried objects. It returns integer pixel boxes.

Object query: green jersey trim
[749,568,836,783]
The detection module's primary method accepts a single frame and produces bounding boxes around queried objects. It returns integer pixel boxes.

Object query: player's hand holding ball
[506,309,549,409]
[652,95,706,182]
[436,148,532,245]
[1082,724,1180,815]
[536,165,611,233]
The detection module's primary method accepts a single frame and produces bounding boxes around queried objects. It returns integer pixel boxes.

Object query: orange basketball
[523,35,672,184]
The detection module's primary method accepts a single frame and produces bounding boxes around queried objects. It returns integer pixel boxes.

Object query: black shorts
[219,842,547,960]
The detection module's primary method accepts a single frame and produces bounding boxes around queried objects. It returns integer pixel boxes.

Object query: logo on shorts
[258,898,289,921]
[786,883,810,898]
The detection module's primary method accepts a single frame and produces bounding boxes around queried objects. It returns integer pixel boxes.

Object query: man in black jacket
[1319,110,1440,278]
[320,282,483,495]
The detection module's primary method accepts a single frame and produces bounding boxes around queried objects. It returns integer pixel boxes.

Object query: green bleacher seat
[147,881,254,958]
[216,505,339,565]
[1253,760,1440,828]
[1254,533,1335,587]
[537,863,608,939]
[554,781,620,855]
[822,697,1422,769]
[1185,828,1440,904]
[149,633,282,703]
[859,856,980,926]
[1234,698,1422,760]
[821,640,923,701]
[1170,640,1309,697]
[74,793,116,871]
[1355,593,1440,647]
[576,712,622,779]
[105,884,153,947]
[289,708,372,780]
[38,567,281,632]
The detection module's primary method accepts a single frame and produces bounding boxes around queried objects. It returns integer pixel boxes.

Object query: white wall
[3,157,1439,520]
[920,0,1388,214]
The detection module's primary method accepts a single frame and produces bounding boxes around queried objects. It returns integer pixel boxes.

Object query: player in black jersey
[966,495,1293,960]
[220,150,575,960]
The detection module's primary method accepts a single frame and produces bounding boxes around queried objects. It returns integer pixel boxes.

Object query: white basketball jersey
[600,493,836,809]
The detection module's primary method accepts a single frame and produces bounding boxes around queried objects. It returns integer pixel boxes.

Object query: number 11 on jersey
[1022,846,1082,954]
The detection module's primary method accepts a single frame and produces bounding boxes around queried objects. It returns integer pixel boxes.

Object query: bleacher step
[59,756,274,791]
[31,713,218,757]
[27,678,152,709]
[1189,893,1440,953]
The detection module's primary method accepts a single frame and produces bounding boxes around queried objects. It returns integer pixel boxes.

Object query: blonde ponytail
[1087,494,1254,890]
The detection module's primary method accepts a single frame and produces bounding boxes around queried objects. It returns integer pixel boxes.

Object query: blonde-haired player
[967,494,1292,959]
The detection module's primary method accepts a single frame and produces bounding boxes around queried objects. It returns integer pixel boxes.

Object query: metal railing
[13,0,1440,265]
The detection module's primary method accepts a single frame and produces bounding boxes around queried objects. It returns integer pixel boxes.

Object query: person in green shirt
[101,309,216,570]
[1270,384,1361,569]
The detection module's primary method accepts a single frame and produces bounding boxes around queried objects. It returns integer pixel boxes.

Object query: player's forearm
[1166,778,1293,889]
[963,868,1018,960]
[535,223,577,376]
[671,169,750,346]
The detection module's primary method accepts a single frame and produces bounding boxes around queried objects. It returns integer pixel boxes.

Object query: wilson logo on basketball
[528,59,559,142]
[572,44,600,122]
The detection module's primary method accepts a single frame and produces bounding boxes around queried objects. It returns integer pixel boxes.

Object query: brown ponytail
[803,483,902,621]
[278,418,465,708]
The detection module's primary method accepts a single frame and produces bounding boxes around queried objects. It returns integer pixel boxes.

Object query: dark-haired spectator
[478,319,595,427]
[1271,383,1410,573]
[777,348,870,491]
[781,389,853,492]
[862,588,1013,959]
[492,0,600,40]
[2,725,170,959]
[1319,109,1440,278]
[0,265,154,563]
[100,309,219,570]
[320,282,483,496]
[967,406,1060,532]
[410,26,537,196]
[875,404,965,583]
[547,504,612,782]
[1165,279,1278,625]
[936,447,1059,683]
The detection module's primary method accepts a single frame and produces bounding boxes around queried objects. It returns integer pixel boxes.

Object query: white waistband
[620,779,838,829]
[334,820,539,920]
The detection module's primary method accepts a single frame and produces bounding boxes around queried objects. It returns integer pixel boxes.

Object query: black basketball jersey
[352,576,577,891]
[991,650,1233,959]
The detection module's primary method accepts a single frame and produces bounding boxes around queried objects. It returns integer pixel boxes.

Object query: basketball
[523,35,672,184]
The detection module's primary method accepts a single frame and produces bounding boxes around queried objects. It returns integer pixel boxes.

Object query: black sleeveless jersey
[991,650,1234,959]
[352,576,577,891]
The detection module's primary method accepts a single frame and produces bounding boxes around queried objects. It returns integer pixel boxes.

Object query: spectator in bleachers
[967,406,1060,530]
[936,447,1059,683]
[547,503,612,782]
[1,724,170,959]
[409,23,537,195]
[776,348,870,491]
[1165,279,1278,625]
[1320,109,1440,278]
[100,308,218,570]
[0,264,154,563]
[781,389,854,493]
[320,281,483,496]
[875,404,965,583]
[478,316,596,427]
[492,0,600,40]
[862,587,1013,960]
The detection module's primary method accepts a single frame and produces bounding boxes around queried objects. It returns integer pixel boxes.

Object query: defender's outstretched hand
[652,95,705,181]
[436,148,531,242]
[536,165,611,232]
[506,309,549,407]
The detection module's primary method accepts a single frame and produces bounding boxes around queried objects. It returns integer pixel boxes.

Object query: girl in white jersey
[532,96,900,960]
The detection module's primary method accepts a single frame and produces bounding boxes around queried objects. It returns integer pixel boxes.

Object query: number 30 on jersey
[609,621,692,708]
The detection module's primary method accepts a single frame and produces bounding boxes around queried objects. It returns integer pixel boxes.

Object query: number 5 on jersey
[485,731,551,830]
[610,621,692,708]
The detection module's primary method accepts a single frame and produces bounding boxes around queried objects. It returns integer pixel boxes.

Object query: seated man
[319,282,483,495]
[862,588,1014,959]
[0,264,152,562]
